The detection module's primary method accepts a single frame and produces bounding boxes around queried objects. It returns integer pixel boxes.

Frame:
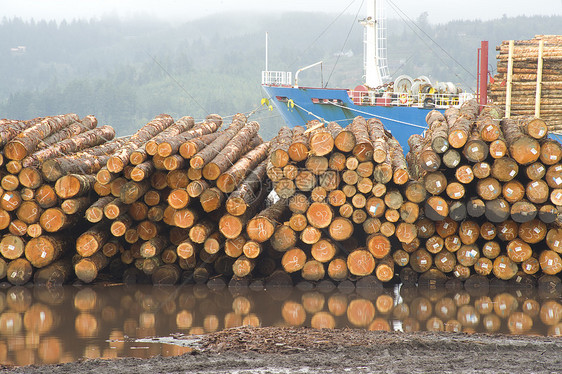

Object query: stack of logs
[0,114,122,285]
[74,112,278,285]
[263,118,419,283]
[489,35,562,128]
[403,99,562,284]
[1,100,562,287]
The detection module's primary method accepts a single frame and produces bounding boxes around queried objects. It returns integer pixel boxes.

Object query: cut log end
[106,157,125,173]
[4,141,28,161]
[347,249,375,277]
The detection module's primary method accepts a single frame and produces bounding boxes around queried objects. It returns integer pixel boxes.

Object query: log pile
[0,114,121,285]
[263,117,417,283]
[401,99,562,284]
[74,113,277,285]
[1,100,562,287]
[489,35,562,128]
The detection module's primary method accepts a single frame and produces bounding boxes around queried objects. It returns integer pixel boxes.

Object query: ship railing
[348,90,475,109]
[262,71,292,86]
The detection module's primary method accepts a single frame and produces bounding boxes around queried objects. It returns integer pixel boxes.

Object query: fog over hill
[1,11,560,138]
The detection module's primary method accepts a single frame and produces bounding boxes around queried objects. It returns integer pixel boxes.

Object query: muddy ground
[5,326,562,373]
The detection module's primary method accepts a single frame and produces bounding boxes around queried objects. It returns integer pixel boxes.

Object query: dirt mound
[5,326,562,373]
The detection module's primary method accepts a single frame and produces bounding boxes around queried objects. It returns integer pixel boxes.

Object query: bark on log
[22,125,115,168]
[145,116,195,155]
[216,142,270,193]
[308,121,334,157]
[246,199,288,242]
[41,138,125,182]
[106,114,174,173]
[202,122,261,180]
[156,115,223,158]
[501,118,541,165]
[367,118,388,163]
[348,117,373,161]
[447,100,478,148]
[327,122,355,153]
[269,127,293,168]
[388,136,410,185]
[4,114,80,160]
[190,115,248,170]
[25,234,69,268]
[120,180,151,204]
[0,117,43,148]
[35,115,98,152]
[225,159,268,216]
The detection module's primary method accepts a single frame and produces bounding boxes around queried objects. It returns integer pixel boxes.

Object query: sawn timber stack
[489,35,562,129]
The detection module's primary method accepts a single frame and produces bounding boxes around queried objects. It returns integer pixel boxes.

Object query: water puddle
[0,281,561,366]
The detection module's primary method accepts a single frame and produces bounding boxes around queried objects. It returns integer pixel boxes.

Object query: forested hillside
[1,12,560,138]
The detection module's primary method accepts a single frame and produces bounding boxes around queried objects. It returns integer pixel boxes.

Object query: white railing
[348,90,475,108]
[262,71,292,86]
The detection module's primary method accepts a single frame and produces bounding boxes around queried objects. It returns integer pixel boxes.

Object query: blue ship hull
[262,85,435,152]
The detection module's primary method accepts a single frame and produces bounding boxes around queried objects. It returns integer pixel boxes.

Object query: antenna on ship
[265,32,269,72]
[359,0,390,88]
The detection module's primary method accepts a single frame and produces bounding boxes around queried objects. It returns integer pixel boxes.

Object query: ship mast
[360,0,389,88]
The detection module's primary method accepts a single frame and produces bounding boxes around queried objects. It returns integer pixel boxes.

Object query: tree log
[202,123,261,180]
[145,116,195,155]
[349,117,373,161]
[501,118,541,165]
[55,174,96,199]
[107,114,174,172]
[25,234,69,268]
[288,126,310,161]
[247,199,288,242]
[4,114,80,160]
[216,142,270,193]
[74,251,110,283]
[22,125,115,168]
[269,126,293,167]
[76,221,110,257]
[157,114,222,157]
[308,121,334,157]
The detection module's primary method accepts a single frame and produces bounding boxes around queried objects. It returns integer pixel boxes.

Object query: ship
[261,1,488,151]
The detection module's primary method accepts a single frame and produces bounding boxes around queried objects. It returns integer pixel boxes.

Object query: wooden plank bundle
[489,35,562,128]
[0,113,120,285]
[400,98,562,284]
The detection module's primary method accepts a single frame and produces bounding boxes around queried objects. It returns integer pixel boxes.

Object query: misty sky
[2,0,561,23]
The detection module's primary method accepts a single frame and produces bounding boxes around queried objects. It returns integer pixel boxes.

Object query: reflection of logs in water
[0,284,561,366]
